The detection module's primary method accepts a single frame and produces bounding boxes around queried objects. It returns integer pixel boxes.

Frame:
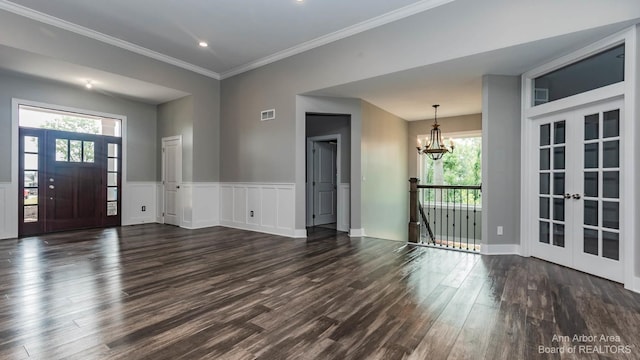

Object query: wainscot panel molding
[337,183,350,232]
[219,183,300,237]
[0,183,18,240]
[122,182,158,226]
[480,244,521,255]
[181,182,220,229]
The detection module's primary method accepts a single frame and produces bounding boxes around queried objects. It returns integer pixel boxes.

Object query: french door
[19,128,122,236]
[532,99,623,282]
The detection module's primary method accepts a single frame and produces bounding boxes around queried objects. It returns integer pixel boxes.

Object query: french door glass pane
[554,121,565,144]
[24,205,38,223]
[553,224,565,247]
[108,158,118,172]
[603,110,619,138]
[24,189,38,205]
[540,197,550,219]
[539,221,550,244]
[107,201,118,216]
[553,173,564,195]
[584,143,599,168]
[584,172,598,198]
[602,202,619,229]
[584,229,599,256]
[553,199,564,221]
[83,141,95,163]
[584,114,599,140]
[602,231,619,260]
[107,187,118,201]
[540,124,550,146]
[108,172,118,187]
[56,139,68,161]
[602,171,619,198]
[602,140,619,168]
[24,153,38,170]
[70,140,82,162]
[24,171,38,187]
[584,200,598,226]
[553,147,565,169]
[108,143,119,158]
[540,173,550,194]
[540,149,550,170]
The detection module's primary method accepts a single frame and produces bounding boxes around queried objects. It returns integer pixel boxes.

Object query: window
[533,44,624,106]
[19,105,122,137]
[419,135,482,204]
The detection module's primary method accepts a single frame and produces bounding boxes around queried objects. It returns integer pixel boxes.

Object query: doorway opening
[17,104,123,236]
[305,113,351,232]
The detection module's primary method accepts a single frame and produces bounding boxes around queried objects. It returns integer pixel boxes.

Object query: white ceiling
[1,0,450,78]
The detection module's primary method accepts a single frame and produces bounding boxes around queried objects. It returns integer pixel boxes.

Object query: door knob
[572,194,581,199]
[563,193,571,199]
[49,185,55,189]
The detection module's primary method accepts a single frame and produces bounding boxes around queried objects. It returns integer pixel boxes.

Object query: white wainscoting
[220,183,300,237]
[0,183,18,240]
[480,244,521,255]
[337,183,350,232]
[181,182,220,229]
[122,182,158,226]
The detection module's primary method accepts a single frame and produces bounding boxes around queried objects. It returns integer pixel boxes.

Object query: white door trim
[161,135,182,226]
[306,134,344,228]
[520,25,637,290]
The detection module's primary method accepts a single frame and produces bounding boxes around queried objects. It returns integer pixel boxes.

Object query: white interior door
[531,99,623,282]
[162,137,182,226]
[313,141,337,225]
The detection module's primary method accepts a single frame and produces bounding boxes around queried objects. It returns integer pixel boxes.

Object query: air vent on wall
[261,109,275,121]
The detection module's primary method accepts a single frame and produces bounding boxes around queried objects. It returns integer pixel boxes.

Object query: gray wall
[408,113,482,178]
[481,75,521,246]
[306,114,351,182]
[0,11,221,182]
[157,96,194,181]
[0,71,157,182]
[361,101,408,241]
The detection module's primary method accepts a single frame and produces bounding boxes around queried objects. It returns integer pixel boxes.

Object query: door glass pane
[56,139,68,161]
[602,171,619,198]
[70,140,82,162]
[24,153,38,170]
[83,141,95,163]
[24,189,38,205]
[603,109,619,138]
[602,202,619,229]
[107,201,118,216]
[584,143,599,168]
[107,187,118,201]
[540,173,550,194]
[539,197,549,219]
[553,147,565,169]
[108,172,118,187]
[584,172,598,198]
[24,171,38,187]
[108,158,118,172]
[540,124,550,146]
[553,198,564,221]
[602,231,619,260]
[24,205,38,223]
[24,136,38,153]
[108,143,119,158]
[539,221,550,244]
[540,149,550,170]
[602,140,619,168]
[553,224,565,248]
[554,121,565,144]
[584,200,598,226]
[584,114,599,140]
[553,173,564,195]
[584,229,599,256]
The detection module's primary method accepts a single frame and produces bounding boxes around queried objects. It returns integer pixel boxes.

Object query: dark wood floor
[1,225,639,360]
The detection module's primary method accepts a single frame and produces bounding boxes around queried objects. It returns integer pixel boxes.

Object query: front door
[18,128,122,235]
[532,99,623,282]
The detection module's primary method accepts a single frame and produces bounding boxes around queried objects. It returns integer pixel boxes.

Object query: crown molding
[219,0,455,79]
[0,0,221,80]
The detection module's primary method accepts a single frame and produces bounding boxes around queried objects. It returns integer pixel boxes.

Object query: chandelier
[417,104,454,161]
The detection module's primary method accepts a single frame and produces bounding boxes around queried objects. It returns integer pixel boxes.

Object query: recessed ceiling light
[85,80,93,89]
[198,41,208,48]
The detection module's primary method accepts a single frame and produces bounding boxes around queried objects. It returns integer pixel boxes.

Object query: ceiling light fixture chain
[416,104,454,161]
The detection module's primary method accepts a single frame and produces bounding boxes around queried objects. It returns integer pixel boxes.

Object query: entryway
[307,137,338,228]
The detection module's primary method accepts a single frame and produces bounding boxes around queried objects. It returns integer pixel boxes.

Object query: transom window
[19,105,122,137]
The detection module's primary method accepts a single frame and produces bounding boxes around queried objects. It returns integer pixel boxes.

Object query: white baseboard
[625,276,640,294]
[220,182,297,238]
[349,228,365,237]
[293,229,307,238]
[480,243,521,255]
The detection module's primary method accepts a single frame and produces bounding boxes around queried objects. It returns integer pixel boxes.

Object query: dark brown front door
[19,128,122,236]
